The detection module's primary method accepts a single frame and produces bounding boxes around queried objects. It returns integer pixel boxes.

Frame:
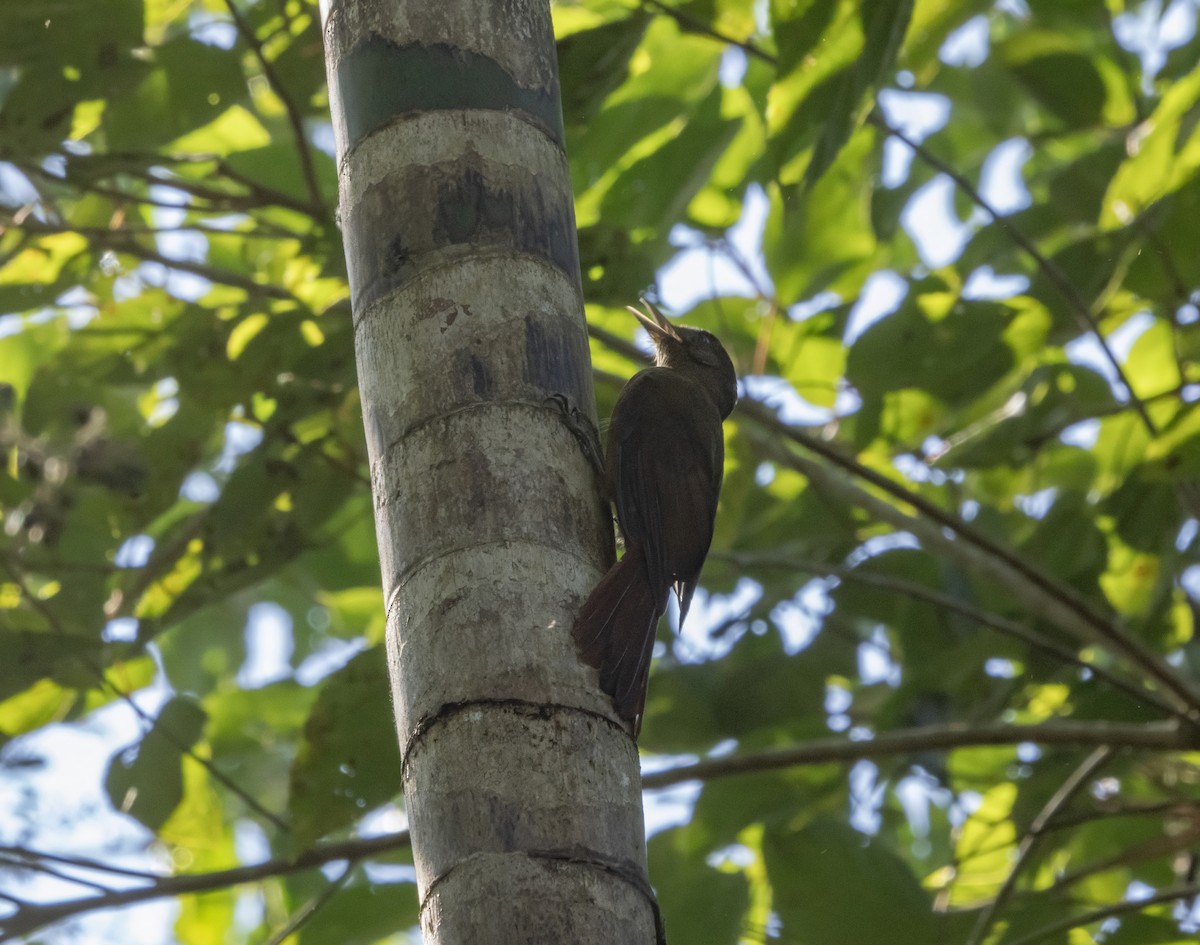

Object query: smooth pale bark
[319,1,658,942]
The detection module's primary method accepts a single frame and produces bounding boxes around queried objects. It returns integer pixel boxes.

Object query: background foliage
[3,0,1200,942]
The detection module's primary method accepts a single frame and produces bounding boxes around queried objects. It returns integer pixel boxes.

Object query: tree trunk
[319,1,658,941]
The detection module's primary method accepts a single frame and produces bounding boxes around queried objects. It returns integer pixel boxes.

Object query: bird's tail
[573,543,667,728]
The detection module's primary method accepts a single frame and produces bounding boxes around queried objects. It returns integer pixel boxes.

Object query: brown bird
[574,300,737,733]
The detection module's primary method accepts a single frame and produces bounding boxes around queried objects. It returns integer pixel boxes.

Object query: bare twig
[739,401,1200,716]
[966,747,1112,945]
[5,215,306,305]
[1040,819,1200,898]
[1002,881,1200,945]
[715,551,1180,719]
[223,0,325,212]
[262,863,354,945]
[0,844,162,882]
[0,831,410,940]
[640,719,1190,790]
[17,157,313,218]
[59,157,320,218]
[869,113,1157,435]
[0,213,303,242]
[0,846,163,883]
[110,239,305,305]
[0,851,114,895]
[1043,799,1185,831]
[641,0,774,64]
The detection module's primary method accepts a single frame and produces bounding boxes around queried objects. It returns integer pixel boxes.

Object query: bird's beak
[626,298,681,343]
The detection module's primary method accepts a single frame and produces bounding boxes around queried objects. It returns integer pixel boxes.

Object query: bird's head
[628,299,738,418]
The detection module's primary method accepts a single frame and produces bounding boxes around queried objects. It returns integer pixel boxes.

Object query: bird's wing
[607,369,724,611]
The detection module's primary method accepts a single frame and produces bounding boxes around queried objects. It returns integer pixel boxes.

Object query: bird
[574,299,737,734]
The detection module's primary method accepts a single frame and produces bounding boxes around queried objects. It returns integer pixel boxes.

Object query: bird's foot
[544,393,605,481]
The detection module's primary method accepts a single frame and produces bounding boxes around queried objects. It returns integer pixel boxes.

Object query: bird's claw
[544,394,605,480]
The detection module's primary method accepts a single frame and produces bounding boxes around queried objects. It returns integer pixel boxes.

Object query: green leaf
[998,31,1130,130]
[169,104,272,157]
[847,292,1015,411]
[1103,465,1181,554]
[600,85,741,232]
[768,0,912,187]
[570,16,722,227]
[288,647,401,845]
[0,628,105,700]
[104,695,207,831]
[765,816,939,944]
[807,1,913,186]
[1102,63,1200,227]
[105,36,249,149]
[1125,319,1183,400]
[1017,492,1107,590]
[297,877,419,945]
[0,0,143,69]
[763,125,878,304]
[0,679,77,738]
[0,319,71,408]
[558,12,650,129]
[768,0,857,182]
[649,826,750,945]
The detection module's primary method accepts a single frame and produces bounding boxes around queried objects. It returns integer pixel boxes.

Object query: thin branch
[212,158,326,218]
[0,845,163,882]
[966,746,1112,945]
[1039,820,1200,898]
[640,719,1190,790]
[16,159,298,216]
[119,239,304,306]
[975,382,1191,454]
[738,400,1200,716]
[0,212,303,242]
[1043,799,1185,831]
[112,241,302,304]
[1002,882,1200,945]
[128,160,320,219]
[262,863,353,945]
[223,0,325,212]
[715,551,1181,719]
[5,215,306,305]
[5,712,1190,938]
[869,113,1157,436]
[640,0,775,64]
[0,831,410,941]
[28,152,317,218]
[0,851,114,896]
